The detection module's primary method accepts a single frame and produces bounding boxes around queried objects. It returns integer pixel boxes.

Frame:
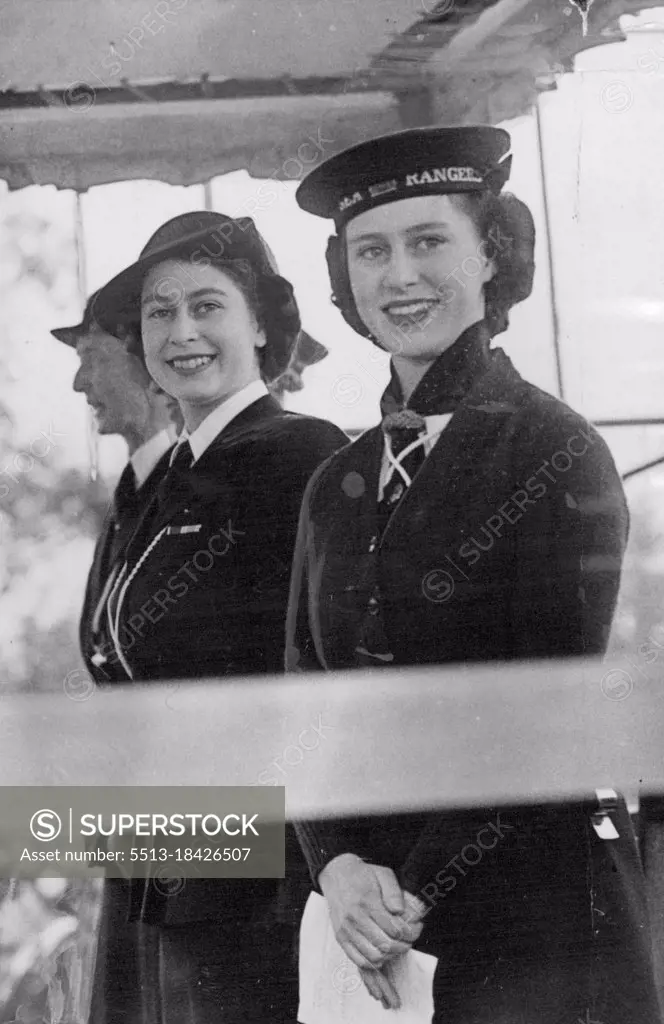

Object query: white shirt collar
[378,412,454,501]
[180,379,269,464]
[129,427,177,489]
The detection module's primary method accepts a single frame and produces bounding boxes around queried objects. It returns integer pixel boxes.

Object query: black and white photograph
[1,1,664,1022]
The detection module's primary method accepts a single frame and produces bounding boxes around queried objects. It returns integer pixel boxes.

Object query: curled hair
[451,191,535,336]
[326,191,536,341]
[195,256,300,382]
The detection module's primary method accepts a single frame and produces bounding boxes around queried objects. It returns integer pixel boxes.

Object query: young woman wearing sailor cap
[286,126,659,1024]
[90,211,347,1024]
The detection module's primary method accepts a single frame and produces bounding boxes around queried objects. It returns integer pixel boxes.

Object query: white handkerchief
[298,891,437,1024]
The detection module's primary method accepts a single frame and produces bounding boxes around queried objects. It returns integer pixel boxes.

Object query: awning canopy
[0,0,660,191]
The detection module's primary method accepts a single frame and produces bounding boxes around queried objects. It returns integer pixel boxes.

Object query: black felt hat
[51,289,102,346]
[296,126,512,228]
[91,211,300,383]
[294,331,328,367]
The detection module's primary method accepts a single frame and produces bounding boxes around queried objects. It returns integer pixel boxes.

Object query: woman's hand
[318,854,423,969]
[359,890,430,1010]
[359,962,402,1010]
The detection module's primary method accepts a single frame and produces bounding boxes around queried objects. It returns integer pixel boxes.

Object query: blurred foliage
[0,879,102,1023]
[0,202,107,1021]
[0,199,112,694]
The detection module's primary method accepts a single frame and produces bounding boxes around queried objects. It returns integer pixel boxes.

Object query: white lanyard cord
[108,527,168,680]
[91,560,123,636]
[384,426,447,489]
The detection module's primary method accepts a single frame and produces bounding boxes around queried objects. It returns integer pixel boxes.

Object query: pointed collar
[380,320,494,419]
[178,380,270,463]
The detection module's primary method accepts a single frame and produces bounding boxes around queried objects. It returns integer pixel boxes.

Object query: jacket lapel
[380,351,526,548]
[121,396,283,569]
[309,428,383,651]
[330,427,383,558]
[203,394,283,456]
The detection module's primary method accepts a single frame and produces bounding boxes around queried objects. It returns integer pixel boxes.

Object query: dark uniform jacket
[80,451,173,684]
[84,446,172,1024]
[107,395,347,685]
[102,394,347,931]
[286,325,661,1024]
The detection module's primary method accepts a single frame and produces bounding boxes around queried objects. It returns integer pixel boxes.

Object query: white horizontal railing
[1,657,662,810]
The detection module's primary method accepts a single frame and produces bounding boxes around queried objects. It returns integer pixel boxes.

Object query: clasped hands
[318,853,427,1011]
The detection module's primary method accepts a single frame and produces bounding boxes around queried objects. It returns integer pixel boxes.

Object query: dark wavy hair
[452,191,535,336]
[326,190,535,341]
[123,255,301,384]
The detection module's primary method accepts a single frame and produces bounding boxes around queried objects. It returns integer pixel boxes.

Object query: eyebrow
[141,287,229,308]
[347,221,453,244]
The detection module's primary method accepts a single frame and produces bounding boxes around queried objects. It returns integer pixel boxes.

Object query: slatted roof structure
[0,0,661,191]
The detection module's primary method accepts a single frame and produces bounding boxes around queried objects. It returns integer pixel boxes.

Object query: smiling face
[345,194,495,363]
[73,327,152,441]
[141,260,267,431]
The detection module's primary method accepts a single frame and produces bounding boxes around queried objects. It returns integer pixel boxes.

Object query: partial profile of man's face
[72,326,150,438]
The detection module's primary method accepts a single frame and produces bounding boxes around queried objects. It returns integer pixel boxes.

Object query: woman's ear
[478,240,497,284]
[254,325,267,350]
[482,256,497,284]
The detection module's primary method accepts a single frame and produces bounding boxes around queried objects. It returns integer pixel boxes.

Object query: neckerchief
[380,319,494,428]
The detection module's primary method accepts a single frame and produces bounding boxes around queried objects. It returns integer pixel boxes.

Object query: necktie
[112,464,138,525]
[159,436,191,491]
[145,438,194,520]
[169,438,193,470]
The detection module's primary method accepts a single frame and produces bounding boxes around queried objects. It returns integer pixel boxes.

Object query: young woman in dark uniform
[92,211,347,1024]
[286,127,660,1024]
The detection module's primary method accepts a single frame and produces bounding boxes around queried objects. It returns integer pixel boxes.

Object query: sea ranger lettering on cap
[337,167,485,211]
[368,179,398,199]
[405,167,484,186]
[297,126,512,226]
[338,191,364,212]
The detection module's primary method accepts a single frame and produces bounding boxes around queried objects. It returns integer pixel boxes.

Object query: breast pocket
[147,520,246,598]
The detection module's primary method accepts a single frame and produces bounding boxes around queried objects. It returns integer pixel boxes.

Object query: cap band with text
[296,125,512,228]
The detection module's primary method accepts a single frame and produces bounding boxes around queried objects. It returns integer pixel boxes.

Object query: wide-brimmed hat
[92,211,300,382]
[51,289,102,346]
[270,331,329,396]
[293,331,328,367]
